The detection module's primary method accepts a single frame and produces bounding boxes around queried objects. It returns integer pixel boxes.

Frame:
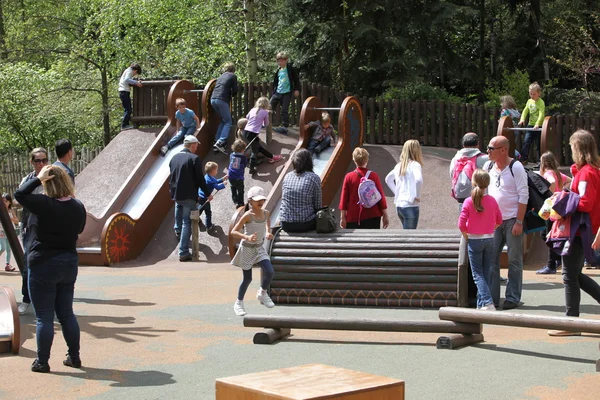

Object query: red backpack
[451,154,482,201]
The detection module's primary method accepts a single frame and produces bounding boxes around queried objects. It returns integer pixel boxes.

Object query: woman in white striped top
[230,186,275,316]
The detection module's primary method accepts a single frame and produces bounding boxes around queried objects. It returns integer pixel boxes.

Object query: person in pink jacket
[458,169,503,311]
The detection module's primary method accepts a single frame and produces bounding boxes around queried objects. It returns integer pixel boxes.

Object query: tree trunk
[244,0,258,83]
[0,0,6,59]
[478,0,485,103]
[100,67,111,145]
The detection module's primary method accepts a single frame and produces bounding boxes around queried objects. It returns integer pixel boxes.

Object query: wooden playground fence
[132,80,599,166]
[2,81,598,193]
[0,147,103,197]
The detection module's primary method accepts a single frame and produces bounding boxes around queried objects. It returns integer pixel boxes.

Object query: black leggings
[561,236,600,316]
[244,130,273,166]
[346,216,381,229]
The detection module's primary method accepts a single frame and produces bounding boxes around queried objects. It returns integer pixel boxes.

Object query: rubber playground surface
[1,143,599,399]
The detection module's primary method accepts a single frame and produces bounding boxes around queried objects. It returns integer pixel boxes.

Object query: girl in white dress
[230,186,275,316]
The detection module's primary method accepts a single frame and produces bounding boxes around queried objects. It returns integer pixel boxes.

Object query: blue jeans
[307,137,331,155]
[237,259,275,300]
[211,98,232,144]
[168,125,196,149]
[28,252,80,364]
[174,199,197,257]
[467,238,495,308]
[198,197,212,228]
[490,218,523,305]
[396,206,419,229]
[521,126,540,161]
[119,91,132,127]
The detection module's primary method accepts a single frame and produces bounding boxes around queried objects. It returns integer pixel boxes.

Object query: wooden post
[436,333,484,350]
[266,110,273,145]
[191,210,200,261]
[439,101,445,147]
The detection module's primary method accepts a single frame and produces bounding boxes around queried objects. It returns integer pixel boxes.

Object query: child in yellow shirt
[518,82,545,163]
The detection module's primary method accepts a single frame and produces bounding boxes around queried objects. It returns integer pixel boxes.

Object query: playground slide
[76,79,220,266]
[228,95,364,257]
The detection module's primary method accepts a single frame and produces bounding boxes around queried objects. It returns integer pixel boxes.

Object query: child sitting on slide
[305,112,335,157]
[161,98,200,156]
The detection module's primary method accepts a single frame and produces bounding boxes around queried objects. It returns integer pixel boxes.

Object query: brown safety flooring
[128,128,300,266]
[75,128,160,218]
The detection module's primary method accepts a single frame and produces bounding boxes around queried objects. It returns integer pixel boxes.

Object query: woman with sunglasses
[16,148,49,316]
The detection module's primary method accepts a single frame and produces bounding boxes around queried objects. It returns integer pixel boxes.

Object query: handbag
[316,206,336,233]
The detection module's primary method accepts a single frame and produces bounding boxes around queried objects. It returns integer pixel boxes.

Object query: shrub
[382,82,462,103]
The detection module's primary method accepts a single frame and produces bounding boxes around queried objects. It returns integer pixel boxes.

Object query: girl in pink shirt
[458,169,503,310]
[244,97,283,174]
[536,151,572,275]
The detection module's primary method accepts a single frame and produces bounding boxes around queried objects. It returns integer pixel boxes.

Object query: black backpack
[487,160,552,233]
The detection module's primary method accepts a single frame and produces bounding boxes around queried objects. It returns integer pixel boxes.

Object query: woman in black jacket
[15,165,86,373]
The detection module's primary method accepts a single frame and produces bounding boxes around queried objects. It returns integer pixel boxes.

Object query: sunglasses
[33,158,48,164]
[487,146,502,152]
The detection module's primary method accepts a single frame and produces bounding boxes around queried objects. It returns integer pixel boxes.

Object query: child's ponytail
[470,169,490,213]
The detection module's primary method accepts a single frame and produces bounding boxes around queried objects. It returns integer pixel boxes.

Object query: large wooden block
[216,363,404,400]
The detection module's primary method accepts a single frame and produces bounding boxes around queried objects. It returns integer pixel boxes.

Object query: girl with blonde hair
[14,165,86,372]
[385,140,424,229]
[458,169,502,310]
[243,96,283,174]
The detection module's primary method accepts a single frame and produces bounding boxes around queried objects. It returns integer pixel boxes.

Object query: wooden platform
[215,364,404,400]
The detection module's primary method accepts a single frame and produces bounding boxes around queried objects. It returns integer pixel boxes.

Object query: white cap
[183,135,200,144]
[247,186,267,201]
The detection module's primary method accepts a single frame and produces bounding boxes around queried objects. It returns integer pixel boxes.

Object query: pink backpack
[451,154,482,201]
[356,170,382,225]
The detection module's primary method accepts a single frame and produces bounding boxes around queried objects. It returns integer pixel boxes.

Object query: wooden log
[273,242,460,250]
[414,101,420,142]
[271,256,459,267]
[271,296,457,308]
[439,101,445,147]
[368,98,376,143]
[436,333,484,350]
[271,271,457,283]
[0,286,20,354]
[191,210,199,261]
[271,281,458,291]
[392,99,400,144]
[271,288,458,301]
[271,248,459,258]
[273,270,457,285]
[385,99,392,144]
[252,328,291,345]
[439,307,600,334]
[244,315,481,334]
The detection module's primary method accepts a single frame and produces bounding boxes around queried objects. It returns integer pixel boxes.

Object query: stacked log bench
[0,286,20,354]
[269,229,464,308]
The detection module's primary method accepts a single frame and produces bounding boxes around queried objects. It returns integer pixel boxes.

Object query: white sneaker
[18,302,30,315]
[160,145,168,156]
[234,300,246,316]
[256,289,275,308]
[480,303,496,311]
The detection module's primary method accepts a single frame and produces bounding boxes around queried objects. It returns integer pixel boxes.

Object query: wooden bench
[0,286,20,354]
[216,364,404,399]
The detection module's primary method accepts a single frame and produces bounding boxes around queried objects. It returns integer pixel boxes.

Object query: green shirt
[277,67,291,94]
[520,98,545,127]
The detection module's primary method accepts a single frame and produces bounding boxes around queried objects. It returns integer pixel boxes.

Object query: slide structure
[227,95,364,257]
[76,79,220,266]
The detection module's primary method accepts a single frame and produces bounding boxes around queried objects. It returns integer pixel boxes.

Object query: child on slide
[161,98,200,156]
[305,112,335,157]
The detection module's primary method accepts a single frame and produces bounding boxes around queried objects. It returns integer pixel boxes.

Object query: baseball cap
[183,135,200,145]
[247,186,267,201]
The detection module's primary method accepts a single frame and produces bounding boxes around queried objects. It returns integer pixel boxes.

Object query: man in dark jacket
[211,62,239,152]
[270,52,300,134]
[169,135,210,261]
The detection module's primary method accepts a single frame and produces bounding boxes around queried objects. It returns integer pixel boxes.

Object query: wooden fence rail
[1,81,597,194]
[0,147,103,197]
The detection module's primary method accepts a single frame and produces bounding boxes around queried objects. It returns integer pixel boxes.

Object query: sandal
[269,155,283,164]
[5,264,16,272]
